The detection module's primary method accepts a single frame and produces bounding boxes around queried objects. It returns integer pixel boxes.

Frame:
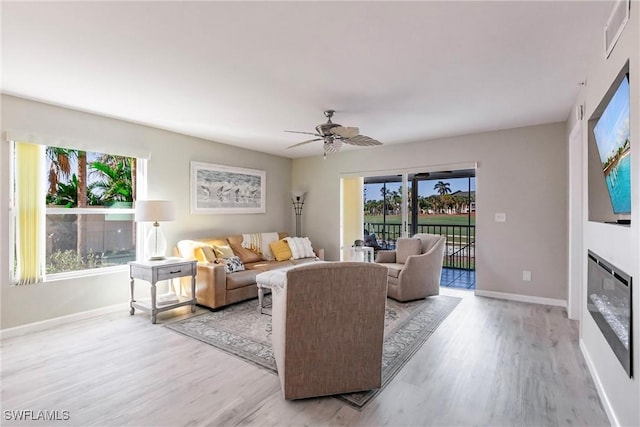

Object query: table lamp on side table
[135,200,176,260]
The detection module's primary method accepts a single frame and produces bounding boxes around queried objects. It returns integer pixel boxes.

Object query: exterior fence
[365,222,475,270]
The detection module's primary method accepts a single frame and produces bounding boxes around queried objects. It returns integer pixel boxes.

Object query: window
[11,142,141,283]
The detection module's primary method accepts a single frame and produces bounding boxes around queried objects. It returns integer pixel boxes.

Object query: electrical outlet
[522,270,532,281]
[495,212,506,222]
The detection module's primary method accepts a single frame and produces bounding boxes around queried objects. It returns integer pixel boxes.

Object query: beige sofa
[271,262,388,400]
[175,232,322,310]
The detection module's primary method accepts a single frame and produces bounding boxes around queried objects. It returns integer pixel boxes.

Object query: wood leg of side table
[150,282,157,324]
[129,277,135,315]
[191,274,196,313]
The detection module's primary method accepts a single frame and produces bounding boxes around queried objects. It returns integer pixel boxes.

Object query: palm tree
[46,147,76,197]
[47,174,79,207]
[90,156,134,203]
[434,181,452,196]
[380,187,391,214]
[76,151,88,260]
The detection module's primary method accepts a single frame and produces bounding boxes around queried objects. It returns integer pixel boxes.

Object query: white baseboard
[474,289,566,307]
[0,303,128,340]
[579,338,619,427]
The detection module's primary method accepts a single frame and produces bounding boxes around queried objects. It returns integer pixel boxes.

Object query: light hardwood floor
[1,288,609,427]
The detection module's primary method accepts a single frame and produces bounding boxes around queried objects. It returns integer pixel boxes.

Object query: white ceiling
[1,1,613,158]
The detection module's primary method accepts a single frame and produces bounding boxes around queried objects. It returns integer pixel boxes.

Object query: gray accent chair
[271,262,388,400]
[375,233,446,302]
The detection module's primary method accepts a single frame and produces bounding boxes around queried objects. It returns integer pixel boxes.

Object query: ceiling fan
[286,110,383,157]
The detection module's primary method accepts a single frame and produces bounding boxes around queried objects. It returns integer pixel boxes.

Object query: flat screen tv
[593,74,631,215]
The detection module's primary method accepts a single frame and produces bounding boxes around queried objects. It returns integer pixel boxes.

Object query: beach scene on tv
[593,75,631,215]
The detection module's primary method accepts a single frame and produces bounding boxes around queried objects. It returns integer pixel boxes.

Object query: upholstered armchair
[375,233,446,302]
[271,262,388,400]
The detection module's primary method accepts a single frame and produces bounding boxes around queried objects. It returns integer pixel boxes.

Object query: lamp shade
[135,200,176,223]
[135,200,176,260]
[292,191,306,201]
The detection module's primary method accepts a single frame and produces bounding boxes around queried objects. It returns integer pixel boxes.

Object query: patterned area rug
[166,294,460,409]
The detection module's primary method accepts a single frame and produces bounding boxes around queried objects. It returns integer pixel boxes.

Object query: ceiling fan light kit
[285,110,383,157]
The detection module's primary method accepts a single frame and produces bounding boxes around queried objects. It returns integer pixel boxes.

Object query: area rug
[166,294,460,409]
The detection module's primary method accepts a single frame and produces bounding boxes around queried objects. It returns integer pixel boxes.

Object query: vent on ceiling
[604,0,630,58]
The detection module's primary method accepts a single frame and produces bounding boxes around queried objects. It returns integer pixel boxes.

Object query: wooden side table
[128,258,197,324]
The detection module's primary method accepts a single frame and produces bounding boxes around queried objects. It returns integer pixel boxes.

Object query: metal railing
[365,222,475,270]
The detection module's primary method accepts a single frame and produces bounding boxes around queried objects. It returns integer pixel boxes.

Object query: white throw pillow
[284,237,315,260]
[301,237,315,258]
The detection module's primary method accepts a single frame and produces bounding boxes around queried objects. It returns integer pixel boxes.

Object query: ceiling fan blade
[342,134,383,146]
[331,126,359,138]
[284,130,322,137]
[287,138,323,149]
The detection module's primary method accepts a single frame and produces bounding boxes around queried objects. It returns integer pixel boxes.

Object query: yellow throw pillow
[212,243,235,259]
[194,246,217,263]
[269,239,292,262]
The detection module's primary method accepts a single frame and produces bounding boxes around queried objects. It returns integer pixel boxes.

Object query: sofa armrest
[315,248,325,261]
[375,250,396,263]
[179,262,228,309]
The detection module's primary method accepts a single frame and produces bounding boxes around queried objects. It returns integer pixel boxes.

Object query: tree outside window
[44,147,137,274]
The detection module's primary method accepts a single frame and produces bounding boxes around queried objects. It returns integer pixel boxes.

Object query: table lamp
[135,200,176,260]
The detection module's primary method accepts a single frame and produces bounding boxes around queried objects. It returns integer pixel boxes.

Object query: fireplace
[587,250,633,377]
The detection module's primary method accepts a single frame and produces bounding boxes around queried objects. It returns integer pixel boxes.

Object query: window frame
[9,141,147,283]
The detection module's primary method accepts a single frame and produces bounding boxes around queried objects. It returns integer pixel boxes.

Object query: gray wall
[1,95,292,329]
[293,122,568,301]
[570,3,639,425]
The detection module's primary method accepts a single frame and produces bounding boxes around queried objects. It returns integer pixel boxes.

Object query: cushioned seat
[375,233,446,302]
[244,260,295,271]
[225,270,259,290]
[385,264,403,278]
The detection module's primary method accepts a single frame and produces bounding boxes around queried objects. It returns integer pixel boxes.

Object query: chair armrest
[375,250,396,263]
[401,252,431,276]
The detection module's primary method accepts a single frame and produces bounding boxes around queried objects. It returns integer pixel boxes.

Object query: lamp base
[145,224,168,261]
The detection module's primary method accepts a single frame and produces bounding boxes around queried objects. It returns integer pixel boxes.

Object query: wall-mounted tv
[593,74,631,215]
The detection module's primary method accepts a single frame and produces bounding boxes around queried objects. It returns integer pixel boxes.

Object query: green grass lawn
[365,213,475,226]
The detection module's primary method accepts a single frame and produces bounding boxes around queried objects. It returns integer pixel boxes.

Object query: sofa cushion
[212,243,235,259]
[230,242,263,263]
[244,260,293,271]
[226,269,258,290]
[176,240,207,260]
[195,246,217,263]
[242,232,279,261]
[396,238,421,264]
[219,255,245,273]
[291,257,321,266]
[285,236,315,259]
[269,239,293,261]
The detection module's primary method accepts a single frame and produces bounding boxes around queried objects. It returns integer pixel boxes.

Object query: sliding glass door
[364,170,475,271]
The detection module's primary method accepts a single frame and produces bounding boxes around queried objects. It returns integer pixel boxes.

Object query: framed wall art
[190,161,265,214]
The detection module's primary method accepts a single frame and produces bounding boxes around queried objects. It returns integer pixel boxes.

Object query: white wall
[293,122,568,302]
[1,95,292,329]
[570,4,640,426]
